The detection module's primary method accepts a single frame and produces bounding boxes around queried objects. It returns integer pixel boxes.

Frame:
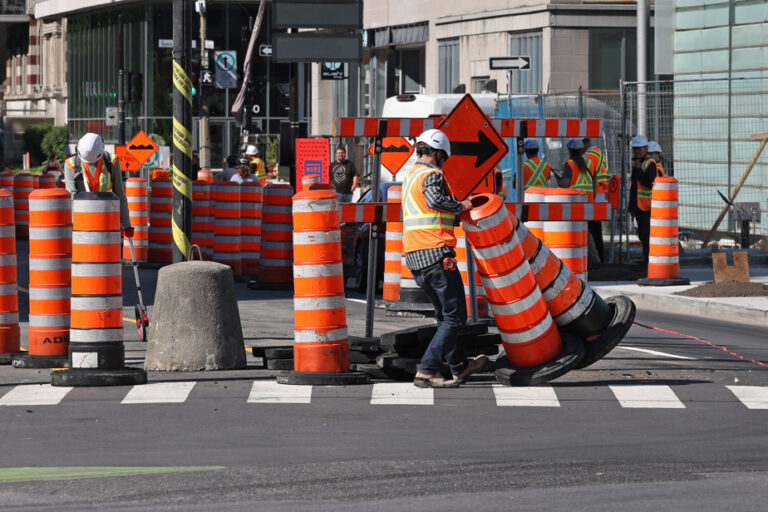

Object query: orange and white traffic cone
[0,190,20,364]
[382,186,403,302]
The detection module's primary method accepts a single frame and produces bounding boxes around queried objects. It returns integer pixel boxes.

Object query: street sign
[368,137,414,176]
[214,50,237,89]
[259,44,272,57]
[437,94,509,200]
[272,1,362,29]
[321,62,346,80]
[200,69,214,85]
[105,107,118,127]
[489,56,531,70]
[273,33,361,62]
[126,130,159,167]
[114,145,141,173]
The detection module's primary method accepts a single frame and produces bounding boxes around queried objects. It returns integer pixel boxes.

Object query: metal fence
[623,77,768,239]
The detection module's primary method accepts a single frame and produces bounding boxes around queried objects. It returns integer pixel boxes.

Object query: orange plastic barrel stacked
[0,172,13,193]
[192,180,214,260]
[461,194,563,368]
[148,176,173,263]
[197,169,213,182]
[301,175,320,190]
[524,187,549,240]
[37,174,57,189]
[123,178,148,262]
[69,192,125,369]
[543,188,588,281]
[259,183,294,285]
[21,189,72,367]
[291,188,349,372]
[382,186,403,301]
[455,225,489,318]
[241,181,263,276]
[0,190,20,362]
[213,181,242,275]
[13,173,37,237]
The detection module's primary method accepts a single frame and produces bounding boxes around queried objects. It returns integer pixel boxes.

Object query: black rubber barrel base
[266,358,294,370]
[637,276,691,286]
[51,368,148,387]
[276,371,371,386]
[265,347,294,360]
[11,354,69,369]
[561,292,613,339]
[0,352,25,365]
[493,334,584,386]
[576,295,637,369]
[68,342,125,369]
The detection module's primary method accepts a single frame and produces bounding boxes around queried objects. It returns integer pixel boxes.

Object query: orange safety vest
[584,146,608,193]
[637,157,664,211]
[402,162,457,254]
[522,156,551,189]
[565,158,594,202]
[66,154,117,192]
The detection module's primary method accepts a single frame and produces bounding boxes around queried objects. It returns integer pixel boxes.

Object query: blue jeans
[337,192,353,203]
[412,258,468,375]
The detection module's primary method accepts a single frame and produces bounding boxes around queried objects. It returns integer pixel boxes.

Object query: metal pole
[117,15,125,145]
[289,61,299,190]
[618,80,626,263]
[364,140,382,338]
[515,121,527,203]
[637,0,649,136]
[172,0,193,262]
[199,3,210,169]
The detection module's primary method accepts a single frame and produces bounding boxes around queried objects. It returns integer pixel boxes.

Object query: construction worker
[403,129,487,389]
[521,138,551,189]
[244,145,267,185]
[583,138,608,263]
[558,138,593,199]
[629,135,662,267]
[648,141,665,175]
[63,133,132,238]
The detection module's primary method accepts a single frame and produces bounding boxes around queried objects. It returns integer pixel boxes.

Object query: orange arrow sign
[126,130,158,167]
[437,94,508,200]
[368,136,414,176]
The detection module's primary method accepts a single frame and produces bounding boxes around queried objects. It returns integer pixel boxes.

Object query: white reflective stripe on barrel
[70,296,123,310]
[497,314,554,344]
[293,262,343,278]
[294,326,347,343]
[293,296,346,311]
[70,328,123,343]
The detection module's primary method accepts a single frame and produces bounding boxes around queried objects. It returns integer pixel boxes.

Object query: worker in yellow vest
[244,145,267,185]
[63,133,133,238]
[583,138,608,263]
[558,138,594,200]
[521,138,552,189]
[403,129,487,389]
[629,135,662,267]
[648,141,665,176]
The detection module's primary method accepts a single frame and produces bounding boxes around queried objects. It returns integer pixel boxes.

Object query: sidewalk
[592,266,768,325]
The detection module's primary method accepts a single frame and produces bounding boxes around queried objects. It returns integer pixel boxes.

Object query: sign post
[364,137,383,338]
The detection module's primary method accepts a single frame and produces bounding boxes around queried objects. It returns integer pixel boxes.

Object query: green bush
[41,126,69,161]
[22,123,54,165]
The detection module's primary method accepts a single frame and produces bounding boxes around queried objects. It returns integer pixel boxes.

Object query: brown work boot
[414,372,460,388]
[453,356,489,383]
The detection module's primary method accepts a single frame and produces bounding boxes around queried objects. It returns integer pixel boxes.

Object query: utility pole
[197,0,210,170]
[117,14,125,145]
[172,0,193,262]
[637,0,649,136]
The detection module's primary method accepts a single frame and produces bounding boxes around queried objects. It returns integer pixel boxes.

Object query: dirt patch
[674,280,768,298]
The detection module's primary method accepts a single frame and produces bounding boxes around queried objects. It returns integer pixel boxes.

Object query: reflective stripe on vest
[402,163,457,253]
[566,159,594,201]
[523,157,550,188]
[637,157,660,211]
[251,157,267,179]
[585,147,608,191]
[66,155,115,192]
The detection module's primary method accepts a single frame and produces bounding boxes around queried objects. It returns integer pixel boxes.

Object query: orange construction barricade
[148,176,173,264]
[302,175,320,190]
[13,173,37,238]
[543,188,588,281]
[258,183,293,286]
[638,177,690,286]
[197,169,213,182]
[123,178,148,262]
[192,181,215,260]
[241,181,263,276]
[37,174,57,189]
[277,188,369,385]
[213,181,242,275]
[382,186,403,302]
[0,190,20,363]
[0,173,13,194]
[524,187,550,240]
[461,193,584,385]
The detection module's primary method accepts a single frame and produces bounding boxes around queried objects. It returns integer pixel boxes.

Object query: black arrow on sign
[450,130,500,169]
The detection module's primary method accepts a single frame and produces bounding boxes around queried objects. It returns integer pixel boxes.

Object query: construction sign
[437,94,508,200]
[368,136,414,176]
[114,145,141,173]
[126,130,159,167]
[296,138,330,185]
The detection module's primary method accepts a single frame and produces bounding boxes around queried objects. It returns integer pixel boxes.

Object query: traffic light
[128,72,143,103]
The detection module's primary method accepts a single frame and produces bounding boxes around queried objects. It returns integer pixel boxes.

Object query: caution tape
[172,219,191,262]
[172,118,193,159]
[172,61,192,104]
[172,166,192,201]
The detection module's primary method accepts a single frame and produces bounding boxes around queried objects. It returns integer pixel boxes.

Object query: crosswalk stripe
[121,382,196,404]
[247,381,312,404]
[726,385,768,409]
[0,384,72,406]
[370,382,433,405]
[609,385,685,408]
[493,385,560,407]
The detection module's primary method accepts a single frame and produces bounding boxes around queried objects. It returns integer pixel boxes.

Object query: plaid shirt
[404,164,463,271]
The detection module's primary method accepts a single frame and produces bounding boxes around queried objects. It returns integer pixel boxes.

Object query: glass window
[589,29,639,90]
[472,76,491,93]
[508,32,541,94]
[438,39,459,94]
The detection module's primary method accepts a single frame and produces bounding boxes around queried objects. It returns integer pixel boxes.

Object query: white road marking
[370,382,433,405]
[610,385,685,408]
[121,382,196,404]
[0,384,72,406]
[247,381,312,404]
[726,386,768,409]
[616,346,697,360]
[493,385,560,407]
[345,298,368,304]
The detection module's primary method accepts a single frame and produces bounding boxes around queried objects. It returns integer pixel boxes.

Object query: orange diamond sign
[126,130,158,166]
[114,145,141,173]
[368,136,414,176]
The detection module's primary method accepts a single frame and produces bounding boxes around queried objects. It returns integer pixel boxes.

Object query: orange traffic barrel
[123,178,148,262]
[152,169,170,180]
[148,176,173,264]
[213,181,242,276]
[277,188,368,386]
[455,225,489,318]
[0,190,20,363]
[461,193,584,385]
[543,188,588,281]
[197,169,213,182]
[382,186,402,302]
[524,187,550,240]
[192,180,214,260]
[638,177,690,286]
[38,174,57,189]
[13,173,38,237]
[301,174,320,190]
[0,173,13,194]
[14,189,72,367]
[241,181,263,276]
[259,183,293,286]
[514,214,635,369]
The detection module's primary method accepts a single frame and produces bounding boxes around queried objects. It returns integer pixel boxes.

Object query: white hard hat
[416,129,451,157]
[648,141,662,153]
[77,133,105,164]
[245,144,258,156]
[566,138,584,151]
[631,135,649,148]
